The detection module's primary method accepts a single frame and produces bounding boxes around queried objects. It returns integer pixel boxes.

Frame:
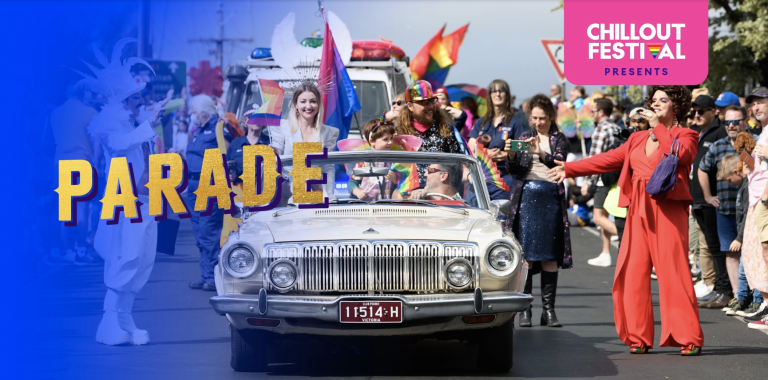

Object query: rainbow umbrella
[445,83,487,117]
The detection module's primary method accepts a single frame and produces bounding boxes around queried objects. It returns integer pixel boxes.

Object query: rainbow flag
[647,44,663,59]
[390,163,420,194]
[248,78,284,126]
[409,24,469,89]
[475,145,509,191]
[320,9,361,141]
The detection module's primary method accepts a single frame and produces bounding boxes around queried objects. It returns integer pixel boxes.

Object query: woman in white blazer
[270,84,340,204]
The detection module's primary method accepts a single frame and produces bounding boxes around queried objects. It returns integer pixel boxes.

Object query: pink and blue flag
[319,9,361,142]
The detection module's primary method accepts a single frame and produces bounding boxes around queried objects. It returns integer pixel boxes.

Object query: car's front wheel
[230,324,274,372]
[475,318,514,372]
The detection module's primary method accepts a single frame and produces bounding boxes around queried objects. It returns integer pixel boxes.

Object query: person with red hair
[549,85,704,355]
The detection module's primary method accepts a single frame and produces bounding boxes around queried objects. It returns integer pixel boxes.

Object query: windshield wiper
[330,199,369,204]
[374,199,436,206]
[373,199,469,216]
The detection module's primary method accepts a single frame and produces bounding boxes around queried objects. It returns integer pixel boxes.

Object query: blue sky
[149,0,604,101]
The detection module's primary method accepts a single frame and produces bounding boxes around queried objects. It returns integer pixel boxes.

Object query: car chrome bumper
[210,290,533,322]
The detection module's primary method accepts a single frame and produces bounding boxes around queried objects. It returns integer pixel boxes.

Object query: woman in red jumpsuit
[548,85,704,355]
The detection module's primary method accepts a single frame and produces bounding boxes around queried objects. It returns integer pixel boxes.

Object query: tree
[706,0,768,95]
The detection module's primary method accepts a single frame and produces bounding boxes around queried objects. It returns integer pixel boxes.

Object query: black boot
[519,273,533,327]
[540,271,562,327]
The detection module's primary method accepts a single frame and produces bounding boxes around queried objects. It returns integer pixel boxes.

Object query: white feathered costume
[77,38,158,346]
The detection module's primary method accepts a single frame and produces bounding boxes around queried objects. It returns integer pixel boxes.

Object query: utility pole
[188,2,252,68]
[138,0,152,58]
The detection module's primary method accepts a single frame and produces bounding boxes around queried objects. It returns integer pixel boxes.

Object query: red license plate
[339,301,403,323]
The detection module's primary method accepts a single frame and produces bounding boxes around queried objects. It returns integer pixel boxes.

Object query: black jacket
[690,118,727,207]
[736,177,749,243]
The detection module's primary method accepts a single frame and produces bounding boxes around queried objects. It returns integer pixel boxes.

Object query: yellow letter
[193,148,235,214]
[289,142,327,208]
[55,160,95,226]
[100,157,139,223]
[241,145,283,210]
[147,153,190,219]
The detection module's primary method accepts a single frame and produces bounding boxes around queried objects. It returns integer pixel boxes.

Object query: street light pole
[188,2,252,69]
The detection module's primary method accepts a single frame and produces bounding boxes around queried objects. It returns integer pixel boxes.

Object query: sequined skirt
[514,180,564,263]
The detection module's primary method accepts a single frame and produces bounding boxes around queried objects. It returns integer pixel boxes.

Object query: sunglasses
[693,108,713,116]
[426,167,444,174]
[413,98,438,106]
[724,119,744,126]
[630,117,647,123]
[392,100,403,106]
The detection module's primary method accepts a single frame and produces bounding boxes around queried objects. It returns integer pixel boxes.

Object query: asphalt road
[33,220,768,380]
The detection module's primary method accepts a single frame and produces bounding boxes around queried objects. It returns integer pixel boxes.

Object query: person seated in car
[410,162,464,201]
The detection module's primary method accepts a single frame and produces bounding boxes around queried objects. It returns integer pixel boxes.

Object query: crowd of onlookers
[548,84,768,331]
[41,72,768,331]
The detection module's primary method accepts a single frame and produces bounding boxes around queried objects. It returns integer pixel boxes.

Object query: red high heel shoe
[629,342,650,354]
[680,345,701,356]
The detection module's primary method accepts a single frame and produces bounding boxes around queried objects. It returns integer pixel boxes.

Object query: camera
[618,127,637,140]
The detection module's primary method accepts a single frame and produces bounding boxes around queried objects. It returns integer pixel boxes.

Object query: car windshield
[242,79,389,137]
[259,151,490,211]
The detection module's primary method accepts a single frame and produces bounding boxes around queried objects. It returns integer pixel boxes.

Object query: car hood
[265,216,480,243]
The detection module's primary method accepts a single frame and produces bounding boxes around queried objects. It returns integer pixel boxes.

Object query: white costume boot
[96,289,130,345]
[118,292,150,345]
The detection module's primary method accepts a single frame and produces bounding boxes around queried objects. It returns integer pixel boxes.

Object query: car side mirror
[491,200,512,219]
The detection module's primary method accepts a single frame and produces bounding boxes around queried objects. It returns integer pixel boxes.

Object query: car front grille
[264,242,478,293]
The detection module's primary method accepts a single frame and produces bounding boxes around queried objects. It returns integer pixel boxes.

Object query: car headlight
[489,245,514,271]
[485,241,520,277]
[268,259,298,290]
[223,243,260,278]
[444,258,473,289]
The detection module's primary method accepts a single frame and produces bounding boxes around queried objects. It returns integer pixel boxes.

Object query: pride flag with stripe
[390,163,420,195]
[475,145,509,191]
[319,9,361,142]
[248,78,284,126]
[409,24,469,89]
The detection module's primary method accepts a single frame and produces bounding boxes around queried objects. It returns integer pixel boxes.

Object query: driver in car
[410,162,465,202]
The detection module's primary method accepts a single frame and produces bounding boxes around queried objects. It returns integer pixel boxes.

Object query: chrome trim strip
[210,291,533,321]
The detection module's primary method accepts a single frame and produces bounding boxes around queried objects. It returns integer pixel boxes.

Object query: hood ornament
[363,228,379,234]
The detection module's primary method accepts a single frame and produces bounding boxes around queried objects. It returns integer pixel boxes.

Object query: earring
[296,108,299,117]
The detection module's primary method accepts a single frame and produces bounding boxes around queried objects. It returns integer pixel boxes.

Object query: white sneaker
[587,253,612,267]
[694,284,714,298]
[610,235,619,242]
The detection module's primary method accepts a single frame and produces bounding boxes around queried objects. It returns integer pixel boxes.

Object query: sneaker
[695,285,715,300]
[587,253,612,267]
[737,302,762,317]
[610,235,619,242]
[74,247,98,266]
[723,298,739,312]
[697,290,716,305]
[744,303,768,322]
[726,300,748,316]
[747,317,768,330]
[45,248,71,266]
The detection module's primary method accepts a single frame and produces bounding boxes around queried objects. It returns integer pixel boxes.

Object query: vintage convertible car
[209,151,532,372]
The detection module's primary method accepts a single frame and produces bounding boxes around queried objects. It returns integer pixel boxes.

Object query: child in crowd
[348,118,399,202]
[567,178,592,227]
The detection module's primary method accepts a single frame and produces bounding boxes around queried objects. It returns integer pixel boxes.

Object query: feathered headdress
[279,59,334,94]
[69,38,154,102]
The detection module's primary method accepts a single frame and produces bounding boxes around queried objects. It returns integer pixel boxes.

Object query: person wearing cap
[628,107,651,131]
[689,94,731,307]
[396,80,467,194]
[227,106,271,180]
[741,87,768,328]
[715,92,741,122]
[466,79,526,200]
[697,105,753,310]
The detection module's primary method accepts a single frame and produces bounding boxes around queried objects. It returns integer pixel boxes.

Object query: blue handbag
[646,138,680,196]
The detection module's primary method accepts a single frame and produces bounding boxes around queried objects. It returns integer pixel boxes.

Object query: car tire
[475,318,514,372]
[230,324,271,372]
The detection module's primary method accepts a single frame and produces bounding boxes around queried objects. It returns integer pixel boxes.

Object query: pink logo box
[564,0,709,85]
